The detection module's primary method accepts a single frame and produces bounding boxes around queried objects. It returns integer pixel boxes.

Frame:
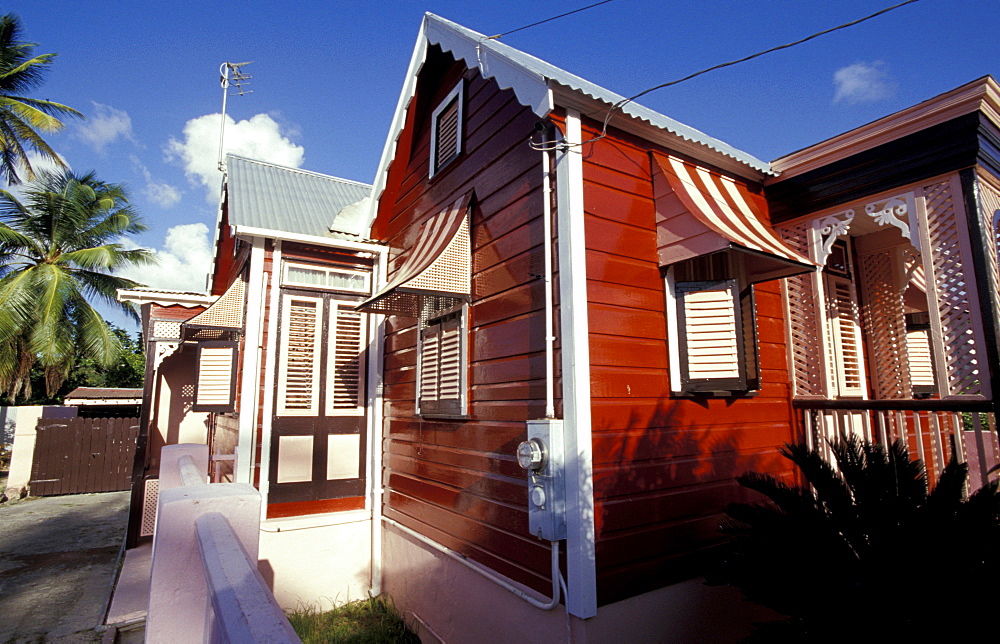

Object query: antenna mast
[217,61,253,172]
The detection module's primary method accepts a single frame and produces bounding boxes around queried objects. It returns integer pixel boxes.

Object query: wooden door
[268,291,368,513]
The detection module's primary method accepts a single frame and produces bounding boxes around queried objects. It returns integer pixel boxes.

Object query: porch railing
[794,399,998,490]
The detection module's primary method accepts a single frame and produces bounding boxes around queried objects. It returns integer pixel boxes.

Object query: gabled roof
[227,155,372,239]
[366,13,770,232]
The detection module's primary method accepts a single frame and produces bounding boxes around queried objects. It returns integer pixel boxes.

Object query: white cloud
[118,223,213,293]
[165,113,305,202]
[833,61,896,105]
[130,155,182,209]
[76,102,134,152]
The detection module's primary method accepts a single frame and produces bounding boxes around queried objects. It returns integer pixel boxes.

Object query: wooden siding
[567,115,799,605]
[374,46,799,605]
[374,46,555,594]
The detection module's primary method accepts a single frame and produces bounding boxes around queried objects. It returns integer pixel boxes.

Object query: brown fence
[30,417,140,495]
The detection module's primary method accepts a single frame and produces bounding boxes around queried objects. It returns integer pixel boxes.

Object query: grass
[286,595,420,643]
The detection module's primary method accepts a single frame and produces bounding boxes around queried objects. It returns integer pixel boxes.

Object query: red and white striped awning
[654,154,816,283]
[357,193,471,317]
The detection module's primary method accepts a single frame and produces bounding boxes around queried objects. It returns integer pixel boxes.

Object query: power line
[487,0,617,40]
[533,0,923,150]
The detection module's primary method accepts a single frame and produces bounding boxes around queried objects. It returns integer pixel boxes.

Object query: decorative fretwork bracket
[153,341,181,371]
[864,191,919,253]
[812,209,855,267]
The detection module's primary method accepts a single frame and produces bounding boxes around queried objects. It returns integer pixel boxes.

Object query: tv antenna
[217,61,253,172]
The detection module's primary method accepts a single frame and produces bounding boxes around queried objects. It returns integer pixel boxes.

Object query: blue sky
[4,0,998,329]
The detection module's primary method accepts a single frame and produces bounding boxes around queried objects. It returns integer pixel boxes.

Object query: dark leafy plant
[711,435,1000,642]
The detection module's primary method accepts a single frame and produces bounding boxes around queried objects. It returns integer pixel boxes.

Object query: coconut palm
[0,13,81,185]
[712,435,1000,642]
[0,170,155,400]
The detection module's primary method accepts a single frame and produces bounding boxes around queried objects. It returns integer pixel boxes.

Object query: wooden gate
[30,417,140,495]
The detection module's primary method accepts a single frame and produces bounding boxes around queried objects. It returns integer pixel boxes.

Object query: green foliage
[0,171,155,400]
[711,435,1000,642]
[286,596,419,644]
[0,13,82,185]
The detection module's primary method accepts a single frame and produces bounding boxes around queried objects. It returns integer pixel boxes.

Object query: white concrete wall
[381,522,772,643]
[258,511,372,612]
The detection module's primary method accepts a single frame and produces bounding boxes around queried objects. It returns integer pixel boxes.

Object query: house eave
[117,289,217,307]
[232,226,387,254]
[770,76,1000,182]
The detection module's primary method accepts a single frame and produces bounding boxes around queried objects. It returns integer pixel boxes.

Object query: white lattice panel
[858,249,909,398]
[922,179,984,396]
[151,320,182,339]
[779,223,825,396]
[141,478,159,537]
[976,176,1000,337]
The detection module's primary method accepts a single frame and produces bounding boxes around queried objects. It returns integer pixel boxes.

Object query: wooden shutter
[906,326,936,393]
[430,82,463,177]
[418,311,464,415]
[825,275,866,397]
[277,295,322,416]
[326,304,365,415]
[193,341,237,412]
[676,280,747,392]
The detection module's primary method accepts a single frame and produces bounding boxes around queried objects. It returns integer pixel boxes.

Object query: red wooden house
[122,13,1000,641]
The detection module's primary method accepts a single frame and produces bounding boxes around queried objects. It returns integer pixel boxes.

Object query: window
[282,262,370,294]
[418,298,467,415]
[666,253,758,395]
[193,341,238,412]
[429,81,463,178]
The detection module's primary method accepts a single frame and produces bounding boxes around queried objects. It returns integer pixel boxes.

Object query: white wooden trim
[233,226,387,254]
[259,240,282,510]
[555,109,597,619]
[368,250,388,593]
[237,237,265,485]
[664,267,683,394]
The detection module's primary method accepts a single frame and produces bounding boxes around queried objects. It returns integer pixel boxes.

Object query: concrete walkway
[0,491,130,642]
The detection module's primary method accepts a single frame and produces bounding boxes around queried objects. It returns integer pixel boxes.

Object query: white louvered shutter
[419,324,441,411]
[327,304,365,415]
[194,342,237,411]
[826,275,866,397]
[278,295,322,415]
[676,280,747,391]
[418,311,465,415]
[906,327,936,390]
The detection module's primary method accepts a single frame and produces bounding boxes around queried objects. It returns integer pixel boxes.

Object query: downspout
[552,110,598,619]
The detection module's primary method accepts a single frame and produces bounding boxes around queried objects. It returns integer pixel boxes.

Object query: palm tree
[712,435,1000,642]
[0,13,81,185]
[0,170,155,400]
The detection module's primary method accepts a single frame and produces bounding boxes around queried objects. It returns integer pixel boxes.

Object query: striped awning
[654,154,816,283]
[357,193,471,317]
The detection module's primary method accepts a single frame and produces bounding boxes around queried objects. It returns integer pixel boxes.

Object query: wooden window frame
[666,258,760,396]
[281,261,371,294]
[276,294,324,416]
[429,81,464,179]
[193,341,239,412]
[417,302,468,416]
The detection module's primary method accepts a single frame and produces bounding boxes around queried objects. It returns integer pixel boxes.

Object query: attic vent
[430,82,463,177]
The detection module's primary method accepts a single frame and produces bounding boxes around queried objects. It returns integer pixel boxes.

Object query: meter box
[517,419,566,541]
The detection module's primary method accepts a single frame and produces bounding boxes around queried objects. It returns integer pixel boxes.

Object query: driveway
[0,491,130,642]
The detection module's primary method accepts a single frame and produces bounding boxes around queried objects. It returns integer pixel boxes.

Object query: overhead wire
[525,0,923,151]
[485,0,618,40]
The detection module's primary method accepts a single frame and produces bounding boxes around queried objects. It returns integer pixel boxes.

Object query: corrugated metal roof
[227,155,372,238]
[426,14,771,174]
[65,387,144,400]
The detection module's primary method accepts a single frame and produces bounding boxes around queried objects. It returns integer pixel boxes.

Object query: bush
[710,436,1000,642]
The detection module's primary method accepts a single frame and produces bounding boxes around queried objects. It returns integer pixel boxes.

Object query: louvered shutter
[277,295,322,415]
[825,275,866,397]
[193,341,237,412]
[430,82,463,177]
[676,280,748,392]
[326,304,365,415]
[418,311,465,415]
[906,327,937,394]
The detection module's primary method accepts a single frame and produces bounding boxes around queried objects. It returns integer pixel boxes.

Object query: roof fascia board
[233,226,387,254]
[117,290,217,307]
[550,86,769,182]
[771,77,1000,181]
